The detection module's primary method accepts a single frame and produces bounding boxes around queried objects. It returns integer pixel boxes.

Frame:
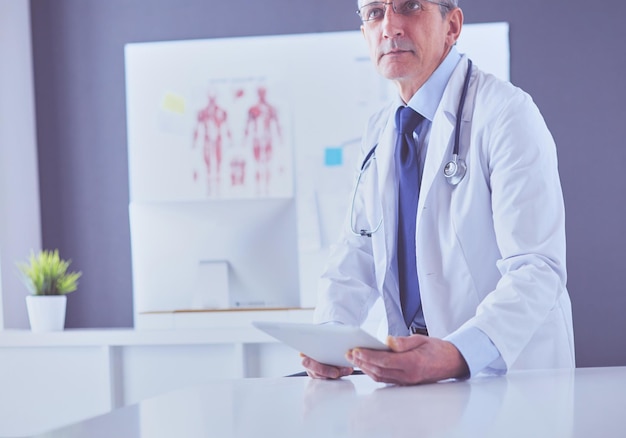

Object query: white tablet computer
[252,321,389,367]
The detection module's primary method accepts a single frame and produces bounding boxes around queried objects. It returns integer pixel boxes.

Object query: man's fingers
[347,337,470,385]
[346,348,411,383]
[301,353,353,379]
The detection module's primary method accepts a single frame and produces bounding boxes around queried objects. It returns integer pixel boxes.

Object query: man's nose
[381,4,405,38]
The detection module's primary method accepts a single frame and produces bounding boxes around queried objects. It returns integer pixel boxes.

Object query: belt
[409,326,429,336]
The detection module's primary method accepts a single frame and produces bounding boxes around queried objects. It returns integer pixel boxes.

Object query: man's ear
[446,7,463,46]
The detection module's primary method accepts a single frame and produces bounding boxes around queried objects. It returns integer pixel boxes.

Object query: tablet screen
[252,321,389,367]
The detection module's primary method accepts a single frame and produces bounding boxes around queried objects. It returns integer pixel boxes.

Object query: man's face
[359,1,461,97]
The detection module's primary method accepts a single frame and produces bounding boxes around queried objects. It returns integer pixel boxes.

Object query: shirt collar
[406,46,462,122]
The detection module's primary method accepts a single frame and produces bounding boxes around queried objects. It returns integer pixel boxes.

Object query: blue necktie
[395,106,424,329]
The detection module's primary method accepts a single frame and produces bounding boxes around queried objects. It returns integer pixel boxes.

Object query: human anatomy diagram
[192,84,287,198]
[192,93,232,196]
[243,86,283,196]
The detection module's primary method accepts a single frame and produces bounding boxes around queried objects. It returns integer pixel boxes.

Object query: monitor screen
[130,199,300,315]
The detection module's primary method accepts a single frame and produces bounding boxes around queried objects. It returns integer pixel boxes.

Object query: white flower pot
[26,295,67,332]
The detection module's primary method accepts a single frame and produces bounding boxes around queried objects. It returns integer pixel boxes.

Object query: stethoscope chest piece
[443,155,467,186]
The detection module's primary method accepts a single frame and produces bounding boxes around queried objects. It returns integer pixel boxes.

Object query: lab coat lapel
[418,109,454,213]
[417,59,469,228]
[374,108,398,274]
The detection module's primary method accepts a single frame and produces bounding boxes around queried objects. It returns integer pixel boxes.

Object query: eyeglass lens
[358,1,422,22]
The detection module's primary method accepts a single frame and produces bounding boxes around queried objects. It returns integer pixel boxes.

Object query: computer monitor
[129,198,300,317]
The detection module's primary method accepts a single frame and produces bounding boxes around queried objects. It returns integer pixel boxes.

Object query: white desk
[23,366,626,438]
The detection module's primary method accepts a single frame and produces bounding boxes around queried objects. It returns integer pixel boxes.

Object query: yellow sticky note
[160,92,186,114]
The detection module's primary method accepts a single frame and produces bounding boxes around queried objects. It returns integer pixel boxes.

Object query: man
[302,0,575,384]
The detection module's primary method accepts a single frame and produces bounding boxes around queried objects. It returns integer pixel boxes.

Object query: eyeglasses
[356,0,452,23]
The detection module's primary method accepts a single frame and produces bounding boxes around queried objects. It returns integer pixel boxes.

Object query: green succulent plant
[17,249,82,296]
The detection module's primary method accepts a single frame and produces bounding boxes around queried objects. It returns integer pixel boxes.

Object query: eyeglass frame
[356,0,453,23]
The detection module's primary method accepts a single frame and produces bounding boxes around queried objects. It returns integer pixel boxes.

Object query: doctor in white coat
[303,0,575,384]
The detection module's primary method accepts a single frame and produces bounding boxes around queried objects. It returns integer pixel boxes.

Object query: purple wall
[30,0,626,367]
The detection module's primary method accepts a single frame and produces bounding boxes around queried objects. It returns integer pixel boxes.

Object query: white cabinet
[0,308,313,436]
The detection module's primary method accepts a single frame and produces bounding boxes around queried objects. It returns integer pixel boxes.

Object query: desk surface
[28,367,626,438]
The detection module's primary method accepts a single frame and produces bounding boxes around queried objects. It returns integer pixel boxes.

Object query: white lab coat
[314,56,575,372]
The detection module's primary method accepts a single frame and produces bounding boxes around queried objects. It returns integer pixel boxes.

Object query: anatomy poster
[189,81,290,198]
[137,79,290,199]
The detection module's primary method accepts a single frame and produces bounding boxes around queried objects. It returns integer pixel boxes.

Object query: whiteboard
[125,24,510,310]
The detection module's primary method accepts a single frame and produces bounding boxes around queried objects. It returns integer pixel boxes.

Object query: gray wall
[30,0,626,367]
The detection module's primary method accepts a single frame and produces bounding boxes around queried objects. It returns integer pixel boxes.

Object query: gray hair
[438,1,459,17]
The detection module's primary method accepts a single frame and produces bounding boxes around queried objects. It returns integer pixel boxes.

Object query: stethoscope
[350,59,473,237]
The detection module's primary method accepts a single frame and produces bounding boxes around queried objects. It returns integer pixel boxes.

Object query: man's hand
[300,353,354,380]
[345,335,469,385]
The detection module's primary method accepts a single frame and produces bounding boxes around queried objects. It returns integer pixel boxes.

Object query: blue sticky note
[324,147,343,166]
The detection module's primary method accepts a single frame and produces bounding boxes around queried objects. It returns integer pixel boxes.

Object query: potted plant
[17,249,82,332]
